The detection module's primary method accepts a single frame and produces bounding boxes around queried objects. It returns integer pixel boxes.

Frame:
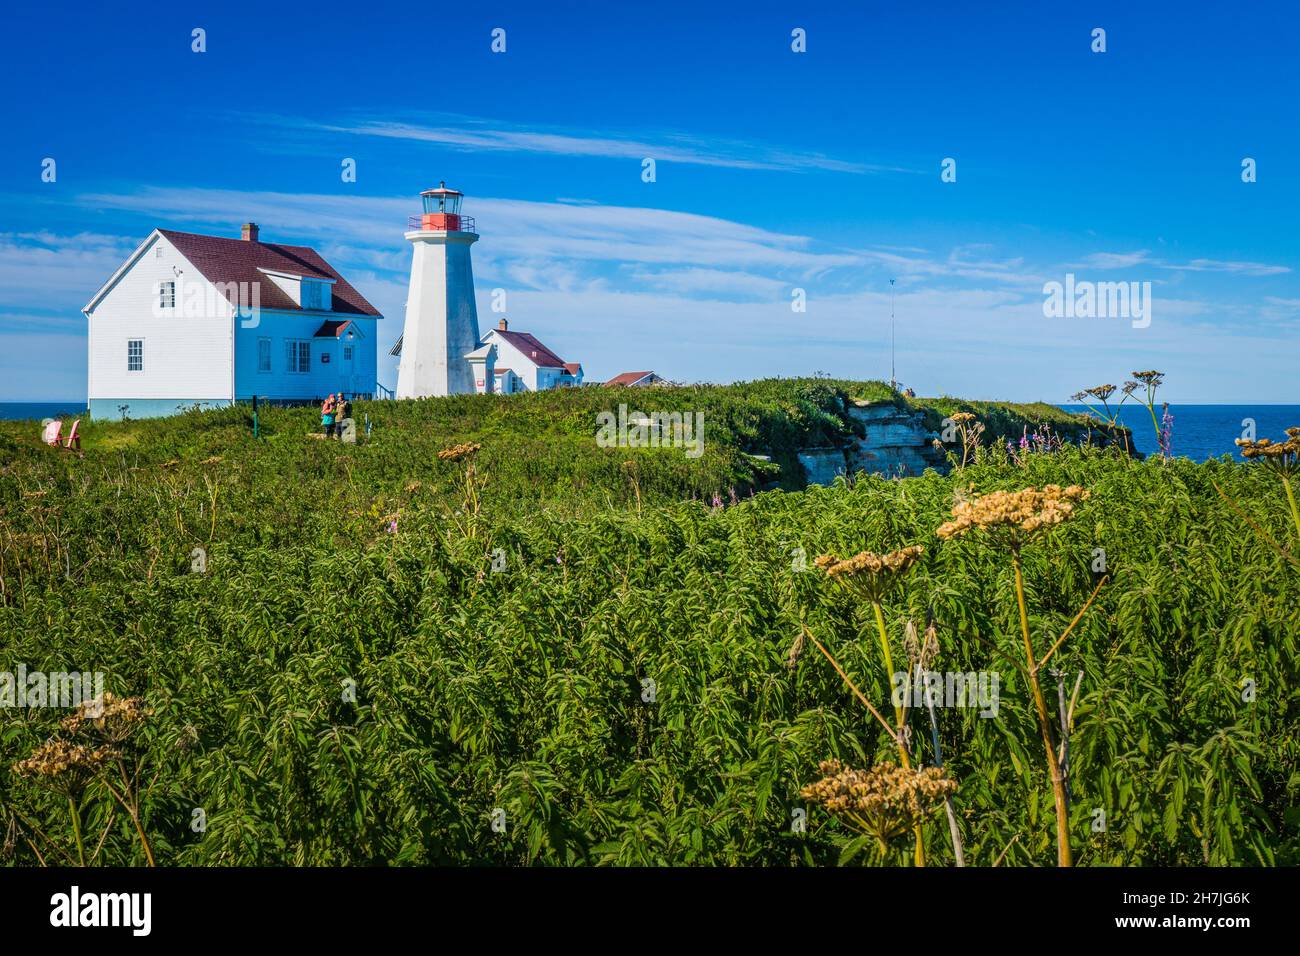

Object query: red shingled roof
[605,371,655,386]
[159,229,381,317]
[313,319,355,338]
[563,362,582,376]
[494,329,566,368]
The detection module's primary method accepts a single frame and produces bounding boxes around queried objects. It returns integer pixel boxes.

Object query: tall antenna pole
[889,278,896,391]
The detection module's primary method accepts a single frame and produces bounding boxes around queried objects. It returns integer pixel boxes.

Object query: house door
[342,342,355,397]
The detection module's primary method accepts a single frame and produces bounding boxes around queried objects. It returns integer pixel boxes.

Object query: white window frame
[127,338,144,372]
[257,337,271,373]
[159,281,175,310]
[285,339,310,373]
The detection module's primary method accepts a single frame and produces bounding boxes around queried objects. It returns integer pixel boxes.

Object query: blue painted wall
[233,310,378,402]
[90,398,233,420]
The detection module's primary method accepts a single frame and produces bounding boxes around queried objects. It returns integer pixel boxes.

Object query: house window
[127,339,143,372]
[257,338,271,373]
[320,352,331,364]
[155,245,164,258]
[159,281,175,309]
[285,339,310,373]
[343,346,353,361]
[301,280,330,311]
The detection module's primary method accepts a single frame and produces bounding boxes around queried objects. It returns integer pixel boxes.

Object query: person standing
[321,393,337,439]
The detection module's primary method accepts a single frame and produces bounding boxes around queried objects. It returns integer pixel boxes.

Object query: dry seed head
[800,760,957,845]
[922,621,940,668]
[437,442,482,462]
[936,485,1089,541]
[815,546,925,600]
[904,620,920,666]
[1132,370,1164,387]
[1087,384,1117,402]
[12,740,116,793]
[1237,429,1300,472]
[60,692,152,742]
[787,628,808,671]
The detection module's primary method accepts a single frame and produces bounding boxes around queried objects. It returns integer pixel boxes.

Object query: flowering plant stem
[1012,550,1072,866]
[68,797,86,867]
[923,692,966,866]
[1284,476,1300,541]
[871,600,925,866]
[804,624,925,865]
[104,759,156,867]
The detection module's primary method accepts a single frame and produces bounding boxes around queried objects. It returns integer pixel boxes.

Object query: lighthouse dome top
[419,181,464,217]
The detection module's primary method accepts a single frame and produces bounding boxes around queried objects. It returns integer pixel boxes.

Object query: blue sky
[2,0,1297,401]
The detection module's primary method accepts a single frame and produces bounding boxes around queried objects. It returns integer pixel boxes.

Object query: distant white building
[479,318,582,393]
[83,223,381,419]
[605,370,666,388]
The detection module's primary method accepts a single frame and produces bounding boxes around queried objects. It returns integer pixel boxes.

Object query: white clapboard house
[83,223,381,419]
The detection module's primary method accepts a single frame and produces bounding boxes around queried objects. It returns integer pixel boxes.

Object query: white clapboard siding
[87,235,234,401]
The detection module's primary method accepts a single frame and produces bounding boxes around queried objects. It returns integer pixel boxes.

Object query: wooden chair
[56,419,80,451]
[41,420,62,445]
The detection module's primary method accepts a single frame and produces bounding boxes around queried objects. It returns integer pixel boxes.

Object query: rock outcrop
[797,402,947,486]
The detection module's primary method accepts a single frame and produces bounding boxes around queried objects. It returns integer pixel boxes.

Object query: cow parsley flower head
[936,485,1090,543]
[437,442,482,462]
[815,546,925,601]
[800,760,957,850]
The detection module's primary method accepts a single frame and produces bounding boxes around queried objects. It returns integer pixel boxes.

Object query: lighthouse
[394,183,487,398]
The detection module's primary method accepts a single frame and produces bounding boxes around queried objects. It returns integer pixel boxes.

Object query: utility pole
[889,278,897,391]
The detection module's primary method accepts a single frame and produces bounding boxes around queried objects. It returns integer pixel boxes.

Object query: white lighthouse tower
[395,183,486,398]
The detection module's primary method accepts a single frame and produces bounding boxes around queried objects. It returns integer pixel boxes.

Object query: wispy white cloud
[1072,250,1153,269]
[1161,258,1291,277]
[0,231,138,310]
[79,187,863,276]
[253,112,910,175]
[6,185,1296,401]
[1070,249,1289,277]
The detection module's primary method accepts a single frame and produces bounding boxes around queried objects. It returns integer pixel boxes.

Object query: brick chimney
[498,317,508,331]
[241,222,259,242]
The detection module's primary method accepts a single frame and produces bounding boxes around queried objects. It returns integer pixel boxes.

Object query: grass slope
[2,380,1288,867]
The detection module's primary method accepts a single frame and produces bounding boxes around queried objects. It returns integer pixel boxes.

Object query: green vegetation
[0,380,1293,866]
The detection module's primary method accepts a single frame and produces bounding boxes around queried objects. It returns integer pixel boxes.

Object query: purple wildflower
[1159,403,1174,459]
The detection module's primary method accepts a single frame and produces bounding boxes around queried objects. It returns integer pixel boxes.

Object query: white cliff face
[396,230,481,398]
[798,403,946,485]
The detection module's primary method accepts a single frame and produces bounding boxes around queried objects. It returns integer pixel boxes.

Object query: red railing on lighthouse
[407,214,477,233]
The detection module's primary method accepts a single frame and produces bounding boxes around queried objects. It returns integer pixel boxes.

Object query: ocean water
[0,402,88,422]
[1058,404,1300,462]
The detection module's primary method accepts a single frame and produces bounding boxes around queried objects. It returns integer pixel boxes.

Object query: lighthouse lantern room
[409,182,476,234]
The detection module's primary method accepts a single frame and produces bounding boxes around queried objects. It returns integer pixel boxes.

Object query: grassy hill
[0,380,1292,867]
[1,379,1110,533]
